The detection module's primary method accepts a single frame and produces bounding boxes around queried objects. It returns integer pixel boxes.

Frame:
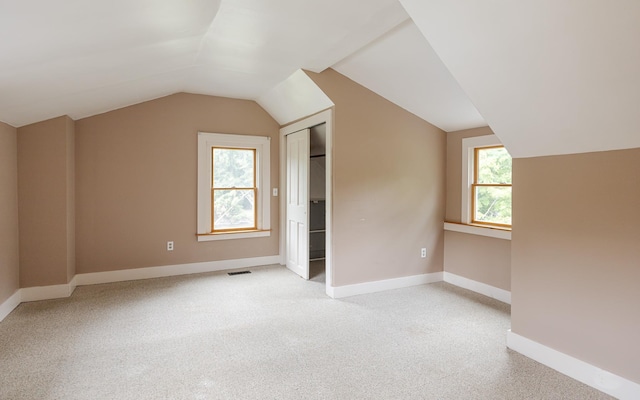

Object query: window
[472,146,512,227]
[197,132,270,241]
[212,148,257,232]
[461,135,512,229]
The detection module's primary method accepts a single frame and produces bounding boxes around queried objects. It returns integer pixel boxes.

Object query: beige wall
[444,231,510,291]
[75,93,280,274]
[0,122,19,303]
[512,148,640,382]
[18,116,75,287]
[444,126,511,291]
[306,69,445,286]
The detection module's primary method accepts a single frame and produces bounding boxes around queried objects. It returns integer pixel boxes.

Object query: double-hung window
[472,146,512,227]
[211,147,257,232]
[197,132,270,241]
[462,135,512,229]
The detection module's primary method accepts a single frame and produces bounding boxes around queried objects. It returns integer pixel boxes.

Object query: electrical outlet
[167,241,174,251]
[421,248,427,258]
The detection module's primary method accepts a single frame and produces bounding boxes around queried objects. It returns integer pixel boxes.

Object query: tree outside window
[472,146,512,227]
[211,148,257,231]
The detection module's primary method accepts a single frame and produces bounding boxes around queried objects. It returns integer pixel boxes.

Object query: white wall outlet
[421,248,427,258]
[167,241,174,251]
[272,188,278,196]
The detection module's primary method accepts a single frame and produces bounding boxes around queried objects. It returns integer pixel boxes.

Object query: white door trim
[280,108,334,296]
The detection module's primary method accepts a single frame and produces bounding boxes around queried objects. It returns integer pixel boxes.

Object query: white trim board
[0,255,281,323]
[75,255,281,286]
[0,290,21,322]
[507,330,640,400]
[329,272,443,299]
[21,276,77,302]
[196,132,271,241]
[443,272,511,304]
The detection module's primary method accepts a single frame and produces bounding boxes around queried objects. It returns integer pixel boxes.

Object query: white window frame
[197,132,270,241]
[451,134,512,240]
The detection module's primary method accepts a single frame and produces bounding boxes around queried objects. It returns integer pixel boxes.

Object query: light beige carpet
[0,265,612,399]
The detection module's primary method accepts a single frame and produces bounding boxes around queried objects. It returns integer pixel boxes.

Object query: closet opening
[280,108,333,296]
[309,123,326,283]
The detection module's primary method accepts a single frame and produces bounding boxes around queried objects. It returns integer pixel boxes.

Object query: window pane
[474,186,512,225]
[213,148,254,188]
[477,147,512,184]
[213,190,255,230]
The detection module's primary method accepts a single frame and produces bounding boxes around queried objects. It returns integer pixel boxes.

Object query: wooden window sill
[444,222,511,240]
[197,230,271,242]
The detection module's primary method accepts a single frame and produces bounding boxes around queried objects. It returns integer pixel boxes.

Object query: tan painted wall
[0,122,19,303]
[444,231,510,290]
[512,148,640,382]
[75,93,280,274]
[18,116,75,287]
[306,69,445,286]
[444,126,511,291]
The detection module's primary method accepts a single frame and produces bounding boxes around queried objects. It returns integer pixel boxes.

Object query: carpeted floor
[0,265,612,399]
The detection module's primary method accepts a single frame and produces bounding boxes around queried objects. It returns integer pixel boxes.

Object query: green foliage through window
[473,146,512,226]
[212,148,256,231]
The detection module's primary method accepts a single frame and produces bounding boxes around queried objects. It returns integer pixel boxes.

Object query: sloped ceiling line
[332,19,485,132]
[257,69,334,126]
[0,0,415,127]
[399,0,640,158]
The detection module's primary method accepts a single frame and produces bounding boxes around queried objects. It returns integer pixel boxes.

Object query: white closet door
[286,129,310,280]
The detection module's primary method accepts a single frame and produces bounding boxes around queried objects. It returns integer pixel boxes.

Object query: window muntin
[211,148,257,232]
[197,132,270,241]
[471,146,512,227]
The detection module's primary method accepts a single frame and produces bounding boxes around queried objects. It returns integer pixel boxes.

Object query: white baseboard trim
[0,290,22,322]
[326,285,336,298]
[21,275,78,303]
[507,330,640,400]
[329,272,444,299]
[75,255,282,286]
[443,272,511,304]
[0,256,280,321]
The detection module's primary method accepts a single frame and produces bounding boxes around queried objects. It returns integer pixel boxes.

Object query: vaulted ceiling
[2,1,639,158]
[0,1,404,125]
[400,0,640,157]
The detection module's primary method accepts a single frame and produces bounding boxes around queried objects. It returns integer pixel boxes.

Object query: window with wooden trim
[460,134,512,231]
[197,132,270,242]
[211,147,257,232]
[471,145,512,227]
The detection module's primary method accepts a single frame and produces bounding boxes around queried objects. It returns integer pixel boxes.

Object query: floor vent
[228,271,251,276]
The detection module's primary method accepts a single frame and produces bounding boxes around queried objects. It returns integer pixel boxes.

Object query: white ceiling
[0,0,422,127]
[4,0,638,159]
[0,0,217,126]
[256,70,334,126]
[333,20,485,132]
[400,0,640,158]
